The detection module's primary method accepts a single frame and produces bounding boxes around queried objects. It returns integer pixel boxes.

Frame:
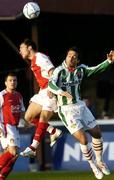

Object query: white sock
[46,125,55,134]
[92,137,103,163]
[31,139,40,149]
[80,143,96,169]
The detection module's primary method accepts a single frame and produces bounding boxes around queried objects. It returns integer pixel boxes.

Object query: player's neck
[6,88,15,93]
[29,51,36,60]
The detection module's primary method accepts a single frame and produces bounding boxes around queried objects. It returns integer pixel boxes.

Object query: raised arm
[83,50,114,77]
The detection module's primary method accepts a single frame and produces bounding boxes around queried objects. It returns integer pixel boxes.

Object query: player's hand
[47,90,54,98]
[60,91,73,100]
[107,50,114,61]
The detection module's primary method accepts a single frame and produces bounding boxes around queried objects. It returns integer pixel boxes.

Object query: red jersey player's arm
[0,118,5,138]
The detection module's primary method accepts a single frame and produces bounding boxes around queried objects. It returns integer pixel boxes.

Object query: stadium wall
[12,120,114,172]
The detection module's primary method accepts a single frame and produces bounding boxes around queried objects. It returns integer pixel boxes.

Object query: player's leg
[0,155,17,179]
[21,92,62,157]
[58,104,103,179]
[24,102,42,124]
[25,102,62,144]
[83,105,110,176]
[0,146,18,178]
[88,125,110,175]
[72,129,103,179]
[21,108,62,157]
[25,101,60,143]
[40,90,62,147]
[30,110,53,149]
[0,125,20,180]
[20,109,50,157]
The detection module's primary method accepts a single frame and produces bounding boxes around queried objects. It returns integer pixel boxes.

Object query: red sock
[33,122,49,143]
[0,152,14,170]
[50,128,56,135]
[0,156,17,178]
[31,120,56,135]
[46,125,56,135]
[31,118,39,127]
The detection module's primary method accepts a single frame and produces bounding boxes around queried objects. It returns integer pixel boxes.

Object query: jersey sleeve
[48,66,64,95]
[0,93,4,108]
[36,53,54,73]
[18,93,25,112]
[20,97,25,112]
[82,59,112,77]
[0,93,4,123]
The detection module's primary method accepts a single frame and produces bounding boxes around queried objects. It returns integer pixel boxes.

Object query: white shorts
[30,88,57,112]
[58,100,97,134]
[0,124,20,149]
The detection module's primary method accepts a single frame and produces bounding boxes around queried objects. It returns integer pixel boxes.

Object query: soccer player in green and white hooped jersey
[48,47,114,179]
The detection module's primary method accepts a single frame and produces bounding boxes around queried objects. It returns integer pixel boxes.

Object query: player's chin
[22,55,27,60]
[20,54,27,60]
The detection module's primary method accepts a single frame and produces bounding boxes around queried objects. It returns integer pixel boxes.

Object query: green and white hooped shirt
[48,59,112,106]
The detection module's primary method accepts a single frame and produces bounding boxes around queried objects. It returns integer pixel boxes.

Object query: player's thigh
[88,125,102,139]
[1,125,20,153]
[82,106,97,130]
[58,105,83,134]
[39,110,53,122]
[8,146,19,156]
[25,102,42,121]
[73,128,88,145]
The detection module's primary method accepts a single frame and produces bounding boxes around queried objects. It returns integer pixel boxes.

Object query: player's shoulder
[0,90,7,104]
[36,52,50,60]
[77,64,88,69]
[55,64,63,70]
[53,64,63,74]
[0,89,7,96]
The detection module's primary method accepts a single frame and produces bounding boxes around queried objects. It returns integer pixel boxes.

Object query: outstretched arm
[83,50,114,77]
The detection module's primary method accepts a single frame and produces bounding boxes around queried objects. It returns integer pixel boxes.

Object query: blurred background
[0,0,114,174]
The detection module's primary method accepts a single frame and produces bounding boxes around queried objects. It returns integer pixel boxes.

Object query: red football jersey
[31,52,54,89]
[0,90,25,126]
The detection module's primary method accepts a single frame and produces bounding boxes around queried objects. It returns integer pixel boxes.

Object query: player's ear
[5,81,7,86]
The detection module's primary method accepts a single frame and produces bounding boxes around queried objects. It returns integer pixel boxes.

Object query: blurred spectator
[96,67,114,119]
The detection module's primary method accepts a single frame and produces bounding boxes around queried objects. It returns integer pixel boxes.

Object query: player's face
[19,43,30,60]
[65,50,79,68]
[5,76,17,92]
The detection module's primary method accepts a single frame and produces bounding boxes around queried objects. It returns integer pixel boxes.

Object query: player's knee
[40,111,53,121]
[80,138,88,145]
[9,149,19,156]
[24,114,31,122]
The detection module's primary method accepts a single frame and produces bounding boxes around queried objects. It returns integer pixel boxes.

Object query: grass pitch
[7,171,114,180]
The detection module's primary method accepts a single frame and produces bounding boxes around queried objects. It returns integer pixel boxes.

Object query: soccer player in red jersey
[19,39,62,157]
[0,73,25,180]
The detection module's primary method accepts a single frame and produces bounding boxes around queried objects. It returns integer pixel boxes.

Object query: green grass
[7,171,114,180]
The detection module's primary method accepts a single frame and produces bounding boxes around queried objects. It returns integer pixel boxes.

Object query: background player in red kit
[0,73,25,180]
[19,39,62,157]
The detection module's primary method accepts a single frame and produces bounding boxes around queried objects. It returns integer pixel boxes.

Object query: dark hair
[5,72,17,81]
[23,39,37,51]
[67,46,79,54]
